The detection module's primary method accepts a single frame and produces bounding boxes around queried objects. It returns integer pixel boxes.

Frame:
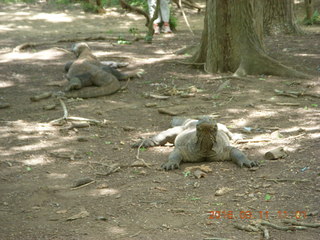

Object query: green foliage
[128,0,148,11]
[81,1,100,13]
[264,193,272,201]
[303,10,320,25]
[104,0,119,7]
[54,0,73,5]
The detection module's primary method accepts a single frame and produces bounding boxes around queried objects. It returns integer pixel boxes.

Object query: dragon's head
[196,117,218,151]
[71,42,90,58]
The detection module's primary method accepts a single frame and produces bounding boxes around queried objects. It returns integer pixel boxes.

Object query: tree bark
[191,0,308,78]
[263,0,301,35]
[304,0,314,24]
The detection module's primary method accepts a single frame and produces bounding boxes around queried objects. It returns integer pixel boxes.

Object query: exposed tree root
[234,54,310,79]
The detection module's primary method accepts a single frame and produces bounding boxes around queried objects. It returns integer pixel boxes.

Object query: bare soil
[0,2,319,240]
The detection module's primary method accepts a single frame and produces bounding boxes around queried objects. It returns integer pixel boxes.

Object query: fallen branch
[275,102,300,106]
[274,89,320,99]
[95,164,121,177]
[172,0,203,12]
[203,238,233,240]
[235,138,271,144]
[50,98,101,125]
[266,178,310,183]
[261,220,307,231]
[258,225,270,240]
[282,219,320,228]
[233,223,260,232]
[71,179,96,190]
[179,0,194,35]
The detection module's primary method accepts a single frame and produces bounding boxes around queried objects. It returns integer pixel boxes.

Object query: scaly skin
[133,117,258,170]
[64,42,140,98]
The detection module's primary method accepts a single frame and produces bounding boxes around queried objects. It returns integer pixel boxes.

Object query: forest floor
[0,1,319,240]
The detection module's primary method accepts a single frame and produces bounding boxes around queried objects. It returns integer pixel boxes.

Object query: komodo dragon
[133,117,258,170]
[64,42,142,98]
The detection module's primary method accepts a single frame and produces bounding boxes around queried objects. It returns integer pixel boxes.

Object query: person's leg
[148,0,161,34]
[160,0,172,33]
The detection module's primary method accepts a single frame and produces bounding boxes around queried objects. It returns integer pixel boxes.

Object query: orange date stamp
[208,210,307,220]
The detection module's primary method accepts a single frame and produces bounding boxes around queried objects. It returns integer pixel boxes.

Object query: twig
[209,75,254,81]
[136,140,145,161]
[66,117,100,124]
[13,36,120,52]
[120,78,131,91]
[233,223,260,232]
[266,178,310,183]
[179,0,194,35]
[71,180,96,190]
[235,138,271,144]
[95,166,121,177]
[258,225,270,240]
[282,219,320,228]
[50,98,101,124]
[203,238,233,240]
[261,220,307,230]
[129,231,142,238]
[275,103,300,106]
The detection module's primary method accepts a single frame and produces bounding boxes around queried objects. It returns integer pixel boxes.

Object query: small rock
[76,136,89,142]
[96,216,107,221]
[0,102,10,109]
[43,104,56,110]
[215,187,232,196]
[123,126,136,131]
[262,183,271,188]
[248,193,255,198]
[193,182,200,188]
[96,183,109,189]
[145,103,157,108]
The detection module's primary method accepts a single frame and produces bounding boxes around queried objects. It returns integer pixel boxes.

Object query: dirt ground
[0,1,319,240]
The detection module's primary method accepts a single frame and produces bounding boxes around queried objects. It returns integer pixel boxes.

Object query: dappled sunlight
[29,13,73,23]
[0,49,66,63]
[0,81,14,88]
[0,120,62,167]
[247,109,278,119]
[89,188,120,197]
[108,226,126,235]
[293,53,320,58]
[47,172,68,179]
[149,146,173,154]
[22,155,52,166]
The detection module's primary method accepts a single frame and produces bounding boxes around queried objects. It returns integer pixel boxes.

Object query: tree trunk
[304,0,314,24]
[263,0,301,35]
[191,0,308,78]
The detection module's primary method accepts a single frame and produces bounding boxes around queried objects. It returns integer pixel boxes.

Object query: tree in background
[190,0,308,78]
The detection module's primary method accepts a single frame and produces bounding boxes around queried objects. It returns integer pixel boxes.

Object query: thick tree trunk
[304,0,314,23]
[263,0,301,35]
[191,0,308,78]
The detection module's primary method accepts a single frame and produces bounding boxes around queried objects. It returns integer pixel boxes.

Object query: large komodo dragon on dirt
[64,42,142,98]
[133,117,258,170]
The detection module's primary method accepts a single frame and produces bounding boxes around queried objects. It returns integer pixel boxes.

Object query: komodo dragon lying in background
[133,117,258,170]
[64,42,142,98]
